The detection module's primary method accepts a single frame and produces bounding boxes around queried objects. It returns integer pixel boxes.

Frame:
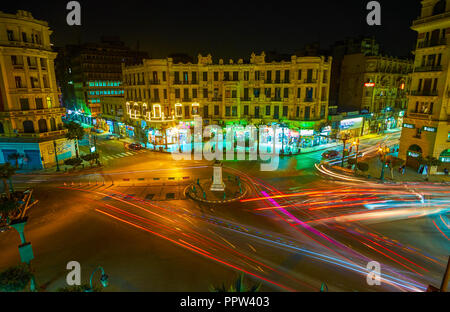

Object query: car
[128,143,142,151]
[322,150,339,159]
[106,135,116,140]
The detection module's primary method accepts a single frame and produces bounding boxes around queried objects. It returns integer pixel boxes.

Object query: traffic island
[185,177,248,204]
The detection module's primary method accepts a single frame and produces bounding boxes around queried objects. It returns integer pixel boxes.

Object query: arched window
[0,122,4,134]
[50,118,56,131]
[433,0,446,15]
[23,120,35,133]
[38,119,48,133]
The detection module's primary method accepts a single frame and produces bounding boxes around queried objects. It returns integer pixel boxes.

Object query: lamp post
[53,140,60,172]
[378,145,390,181]
[85,266,109,292]
[352,139,360,169]
[9,217,36,292]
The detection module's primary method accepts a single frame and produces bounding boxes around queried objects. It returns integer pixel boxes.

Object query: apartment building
[0,10,74,169]
[119,52,332,146]
[56,36,148,124]
[339,53,413,132]
[399,0,450,169]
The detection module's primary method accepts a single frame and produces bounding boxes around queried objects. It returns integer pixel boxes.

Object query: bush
[0,264,32,292]
[64,158,83,168]
[81,152,99,162]
[357,162,369,172]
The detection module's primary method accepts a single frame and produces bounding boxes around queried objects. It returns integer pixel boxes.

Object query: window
[183,88,189,100]
[38,119,48,133]
[183,72,188,83]
[266,105,271,116]
[274,106,279,119]
[192,103,199,115]
[202,72,208,81]
[254,88,260,98]
[233,71,238,81]
[203,105,209,118]
[35,98,43,109]
[7,30,14,41]
[284,88,289,98]
[232,106,237,116]
[175,104,182,117]
[255,71,260,80]
[225,106,231,116]
[232,90,237,98]
[184,106,190,118]
[297,88,301,98]
[255,106,260,118]
[175,89,180,98]
[22,32,27,42]
[214,105,219,115]
[265,88,271,98]
[153,104,161,118]
[46,96,52,108]
[15,76,23,88]
[153,89,159,101]
[284,70,290,82]
[192,89,197,98]
[283,106,288,117]
[23,120,34,133]
[224,72,230,81]
[296,106,300,117]
[20,98,30,110]
[298,69,302,80]
[203,88,208,98]
[214,72,219,81]
[244,71,249,81]
[163,89,167,99]
[244,105,249,116]
[162,72,166,81]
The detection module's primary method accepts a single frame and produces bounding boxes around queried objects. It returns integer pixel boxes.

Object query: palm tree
[210,273,261,292]
[0,163,16,200]
[64,121,85,158]
[7,152,24,169]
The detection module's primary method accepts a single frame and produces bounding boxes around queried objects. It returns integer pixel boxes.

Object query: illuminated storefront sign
[299,129,314,136]
[339,117,363,130]
[403,123,415,129]
[364,82,375,87]
[423,126,437,133]
[408,151,420,158]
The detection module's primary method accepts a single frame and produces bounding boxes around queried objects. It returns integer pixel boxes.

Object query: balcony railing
[410,90,438,96]
[304,79,317,84]
[414,65,442,72]
[407,111,432,119]
[150,79,160,84]
[304,98,314,102]
[8,129,68,139]
[417,38,446,49]
[265,80,272,84]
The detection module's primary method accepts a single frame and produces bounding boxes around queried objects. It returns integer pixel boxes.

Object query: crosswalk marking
[102,150,148,161]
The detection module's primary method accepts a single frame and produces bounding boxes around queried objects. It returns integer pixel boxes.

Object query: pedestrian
[402,165,406,175]
[418,164,423,174]
[444,168,449,176]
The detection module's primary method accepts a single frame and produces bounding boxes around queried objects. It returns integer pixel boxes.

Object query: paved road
[2,131,448,292]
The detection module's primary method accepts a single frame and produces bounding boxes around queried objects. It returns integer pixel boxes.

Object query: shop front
[339,117,364,138]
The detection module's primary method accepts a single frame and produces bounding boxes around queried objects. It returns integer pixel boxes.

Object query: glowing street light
[378,145,390,181]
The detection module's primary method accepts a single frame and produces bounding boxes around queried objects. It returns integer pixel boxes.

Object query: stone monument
[210,160,225,191]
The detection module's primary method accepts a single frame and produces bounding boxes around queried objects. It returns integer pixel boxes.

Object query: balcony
[173,80,182,85]
[7,129,68,139]
[191,80,199,84]
[182,98,192,102]
[150,79,160,85]
[304,79,317,84]
[271,97,282,101]
[304,98,314,102]
[241,97,251,101]
[410,90,438,97]
[413,11,450,27]
[0,107,66,117]
[417,38,446,49]
[414,65,442,72]
[265,80,272,84]
[212,97,222,101]
[407,111,432,119]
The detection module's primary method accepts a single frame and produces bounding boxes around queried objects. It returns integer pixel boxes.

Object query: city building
[338,53,413,133]
[0,10,74,169]
[119,52,333,150]
[399,0,450,169]
[329,36,381,107]
[56,36,148,125]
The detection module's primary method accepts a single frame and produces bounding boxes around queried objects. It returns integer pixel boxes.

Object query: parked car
[322,150,339,159]
[128,143,142,151]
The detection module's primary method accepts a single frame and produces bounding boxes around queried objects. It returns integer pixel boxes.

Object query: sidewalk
[360,156,450,183]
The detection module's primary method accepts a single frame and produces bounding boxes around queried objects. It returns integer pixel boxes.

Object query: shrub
[0,264,32,292]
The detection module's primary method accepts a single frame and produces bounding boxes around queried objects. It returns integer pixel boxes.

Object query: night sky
[5,0,421,59]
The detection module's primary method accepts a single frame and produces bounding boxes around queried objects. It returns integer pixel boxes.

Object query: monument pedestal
[210,161,225,192]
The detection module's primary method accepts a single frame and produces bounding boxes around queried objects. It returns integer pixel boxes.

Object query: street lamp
[352,139,360,168]
[378,145,390,181]
[85,266,109,292]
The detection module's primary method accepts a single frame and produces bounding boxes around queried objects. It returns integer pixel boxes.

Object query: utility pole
[53,140,60,172]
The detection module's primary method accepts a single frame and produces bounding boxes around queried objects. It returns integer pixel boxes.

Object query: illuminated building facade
[399,0,450,169]
[339,53,413,132]
[0,10,74,169]
[56,36,148,124]
[121,52,332,148]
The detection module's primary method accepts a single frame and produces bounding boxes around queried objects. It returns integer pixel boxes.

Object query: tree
[81,152,99,166]
[0,198,19,224]
[7,153,24,169]
[0,264,32,292]
[210,273,261,292]
[0,163,16,200]
[64,157,83,170]
[65,121,85,158]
